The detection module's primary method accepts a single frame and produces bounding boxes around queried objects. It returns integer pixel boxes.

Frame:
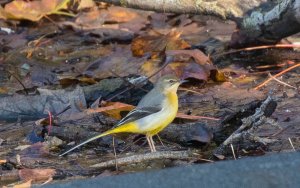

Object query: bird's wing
[114,106,161,128]
[137,88,164,108]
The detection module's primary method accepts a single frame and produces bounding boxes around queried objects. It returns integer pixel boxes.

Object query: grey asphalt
[43,152,300,188]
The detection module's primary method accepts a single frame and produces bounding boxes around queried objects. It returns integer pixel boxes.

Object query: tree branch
[97,0,267,19]
[231,0,300,47]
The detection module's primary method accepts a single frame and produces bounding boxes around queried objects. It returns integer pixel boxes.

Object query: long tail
[59,129,115,157]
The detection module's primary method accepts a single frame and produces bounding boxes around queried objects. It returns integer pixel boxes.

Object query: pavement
[43,152,300,188]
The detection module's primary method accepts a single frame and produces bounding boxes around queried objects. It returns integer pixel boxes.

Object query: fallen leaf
[19,142,50,158]
[163,60,210,82]
[74,6,148,32]
[13,179,32,188]
[103,6,140,23]
[19,168,55,183]
[167,49,210,64]
[0,5,6,19]
[142,49,221,83]
[0,87,8,94]
[131,30,190,57]
[4,0,72,21]
[82,47,143,79]
[75,7,105,28]
[77,0,95,10]
[0,159,7,164]
[87,102,135,120]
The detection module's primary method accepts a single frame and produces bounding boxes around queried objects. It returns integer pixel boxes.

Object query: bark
[98,0,300,47]
[231,0,300,47]
[97,0,266,19]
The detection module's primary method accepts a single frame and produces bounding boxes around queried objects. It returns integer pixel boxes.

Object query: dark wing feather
[114,106,161,128]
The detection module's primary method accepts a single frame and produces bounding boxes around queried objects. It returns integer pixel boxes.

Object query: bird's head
[155,75,185,93]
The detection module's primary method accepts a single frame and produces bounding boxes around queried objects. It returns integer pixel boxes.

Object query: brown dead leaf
[74,6,148,32]
[131,30,190,57]
[83,47,142,79]
[58,77,96,87]
[167,49,210,64]
[87,102,135,120]
[13,180,32,188]
[164,60,210,82]
[0,5,6,19]
[0,159,7,164]
[19,168,55,183]
[75,7,104,28]
[104,6,139,23]
[4,0,71,21]
[77,0,95,10]
[19,142,50,158]
[0,87,8,94]
[142,49,222,83]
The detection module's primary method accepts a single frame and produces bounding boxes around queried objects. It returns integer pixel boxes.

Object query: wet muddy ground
[0,2,300,186]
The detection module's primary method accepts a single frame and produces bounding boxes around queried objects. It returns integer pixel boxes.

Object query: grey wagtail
[60,75,185,156]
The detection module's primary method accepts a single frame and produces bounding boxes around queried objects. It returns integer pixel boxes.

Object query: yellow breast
[147,91,178,135]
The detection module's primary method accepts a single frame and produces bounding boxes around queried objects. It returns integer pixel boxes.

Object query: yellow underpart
[148,91,178,136]
[105,90,178,136]
[104,122,140,135]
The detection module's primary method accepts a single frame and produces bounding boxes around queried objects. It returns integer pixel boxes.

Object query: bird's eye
[169,79,175,84]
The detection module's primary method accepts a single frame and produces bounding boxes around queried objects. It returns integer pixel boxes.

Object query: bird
[59,74,185,156]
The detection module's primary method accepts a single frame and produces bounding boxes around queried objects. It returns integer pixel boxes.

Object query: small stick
[109,70,149,92]
[288,138,296,151]
[156,134,166,148]
[267,73,297,89]
[40,177,53,186]
[214,44,300,58]
[7,71,29,95]
[230,144,237,160]
[178,88,203,95]
[112,136,119,171]
[254,63,300,90]
[106,56,173,101]
[119,136,145,154]
[91,150,196,168]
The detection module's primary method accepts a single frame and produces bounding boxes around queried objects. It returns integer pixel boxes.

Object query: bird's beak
[180,79,188,84]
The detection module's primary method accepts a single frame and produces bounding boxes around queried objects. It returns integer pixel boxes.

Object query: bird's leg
[150,136,156,152]
[146,135,154,152]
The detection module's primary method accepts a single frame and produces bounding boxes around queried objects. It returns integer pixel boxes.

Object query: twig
[254,63,300,90]
[46,110,52,136]
[176,112,220,121]
[105,56,173,101]
[40,177,53,186]
[90,150,196,168]
[119,136,145,154]
[230,144,236,160]
[178,88,203,95]
[271,125,291,137]
[214,44,300,58]
[213,96,278,156]
[288,138,296,151]
[112,136,119,171]
[109,70,149,93]
[44,15,59,26]
[6,71,29,95]
[156,134,165,148]
[268,73,297,89]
